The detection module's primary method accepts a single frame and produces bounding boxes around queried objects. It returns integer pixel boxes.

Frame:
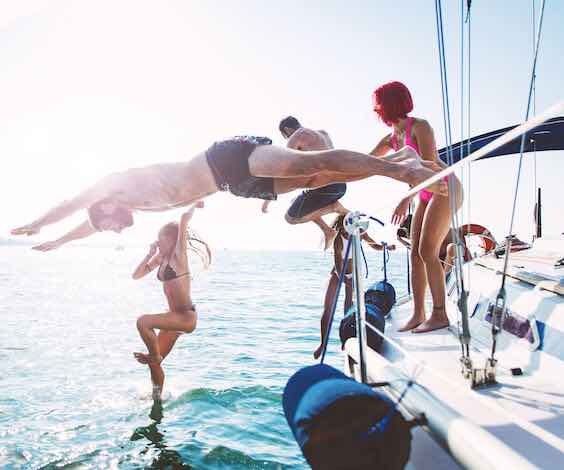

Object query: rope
[406,203,412,295]
[367,215,385,227]
[370,373,419,434]
[319,234,353,364]
[382,243,390,282]
[359,240,369,279]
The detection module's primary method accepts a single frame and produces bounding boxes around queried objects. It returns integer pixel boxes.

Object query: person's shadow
[130,400,193,469]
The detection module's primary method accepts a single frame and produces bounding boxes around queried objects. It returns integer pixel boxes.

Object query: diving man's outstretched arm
[11,179,111,236]
[31,220,98,252]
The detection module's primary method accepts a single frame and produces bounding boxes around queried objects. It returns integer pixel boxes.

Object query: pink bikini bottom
[419,176,449,202]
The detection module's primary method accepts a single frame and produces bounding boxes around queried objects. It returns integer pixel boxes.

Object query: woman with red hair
[370,81,462,333]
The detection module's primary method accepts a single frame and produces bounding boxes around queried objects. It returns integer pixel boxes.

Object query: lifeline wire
[319,234,353,364]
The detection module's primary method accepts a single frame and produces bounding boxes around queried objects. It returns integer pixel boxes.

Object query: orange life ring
[459,224,497,253]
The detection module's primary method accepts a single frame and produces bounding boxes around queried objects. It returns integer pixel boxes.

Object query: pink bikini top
[390,117,419,153]
[392,117,447,201]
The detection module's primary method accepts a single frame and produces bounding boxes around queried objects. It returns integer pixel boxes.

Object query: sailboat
[283,1,564,468]
[339,0,564,467]
[342,184,564,469]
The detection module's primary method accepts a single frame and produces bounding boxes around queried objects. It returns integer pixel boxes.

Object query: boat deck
[345,243,564,469]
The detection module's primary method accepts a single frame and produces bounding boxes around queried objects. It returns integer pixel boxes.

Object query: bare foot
[133,352,162,365]
[412,307,449,333]
[385,146,418,163]
[403,155,448,196]
[323,228,338,251]
[313,344,324,360]
[412,318,450,333]
[419,161,449,195]
[398,315,424,332]
[133,352,149,364]
[425,179,448,196]
[32,240,62,252]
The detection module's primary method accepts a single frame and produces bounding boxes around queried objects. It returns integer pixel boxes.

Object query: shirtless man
[11,135,444,250]
[262,116,349,250]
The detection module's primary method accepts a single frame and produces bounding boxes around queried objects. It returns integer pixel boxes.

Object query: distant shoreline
[0,238,36,246]
[0,238,408,253]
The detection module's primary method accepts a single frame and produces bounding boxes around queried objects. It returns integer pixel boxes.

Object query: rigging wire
[532,0,539,241]
[499,0,546,291]
[465,1,473,289]
[435,0,471,356]
[491,0,547,361]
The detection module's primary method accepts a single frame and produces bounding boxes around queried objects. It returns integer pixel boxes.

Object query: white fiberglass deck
[344,243,564,469]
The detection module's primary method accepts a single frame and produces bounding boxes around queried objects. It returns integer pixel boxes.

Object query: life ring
[459,224,497,253]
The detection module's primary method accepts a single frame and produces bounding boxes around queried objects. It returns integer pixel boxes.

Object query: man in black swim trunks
[263,116,350,250]
[11,133,445,250]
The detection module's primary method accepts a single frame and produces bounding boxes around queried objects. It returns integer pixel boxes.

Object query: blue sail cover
[439,116,564,164]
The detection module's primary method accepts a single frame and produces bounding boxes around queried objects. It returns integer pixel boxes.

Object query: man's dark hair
[279,116,301,135]
[88,198,134,231]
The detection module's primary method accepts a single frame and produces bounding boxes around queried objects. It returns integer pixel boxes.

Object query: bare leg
[314,219,338,251]
[314,272,340,359]
[414,186,462,333]
[134,328,180,365]
[344,277,353,314]
[136,311,197,364]
[134,331,181,400]
[249,146,447,194]
[443,243,456,274]
[398,200,428,332]
[286,201,349,250]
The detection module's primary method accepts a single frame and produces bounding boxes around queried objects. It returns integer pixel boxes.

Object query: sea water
[0,245,407,469]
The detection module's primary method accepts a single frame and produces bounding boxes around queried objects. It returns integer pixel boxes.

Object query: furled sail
[439,116,564,164]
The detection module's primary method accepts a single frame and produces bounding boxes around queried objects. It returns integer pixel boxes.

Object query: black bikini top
[157,261,189,282]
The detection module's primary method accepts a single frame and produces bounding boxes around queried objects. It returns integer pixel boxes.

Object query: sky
[2,0,563,251]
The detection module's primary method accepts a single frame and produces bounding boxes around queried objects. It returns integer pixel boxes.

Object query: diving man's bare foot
[383,146,417,163]
[399,149,448,196]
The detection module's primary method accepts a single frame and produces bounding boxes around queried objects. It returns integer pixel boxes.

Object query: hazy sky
[2,0,563,250]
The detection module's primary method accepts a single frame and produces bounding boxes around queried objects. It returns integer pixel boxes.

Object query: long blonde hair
[186,227,212,270]
[160,222,212,270]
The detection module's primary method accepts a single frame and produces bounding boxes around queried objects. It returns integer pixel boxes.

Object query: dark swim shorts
[287,183,347,219]
[205,135,277,201]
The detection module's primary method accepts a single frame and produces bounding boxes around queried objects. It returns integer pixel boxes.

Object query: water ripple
[1,246,408,469]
